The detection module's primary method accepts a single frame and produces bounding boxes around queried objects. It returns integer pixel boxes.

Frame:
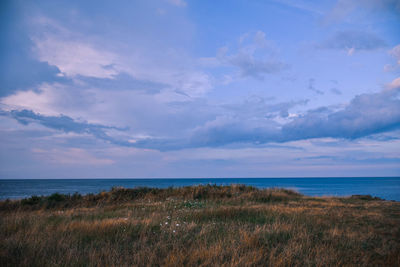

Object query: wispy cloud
[308,78,324,95]
[0,109,129,146]
[324,0,400,23]
[32,147,114,165]
[204,31,287,80]
[330,88,342,95]
[165,0,187,7]
[317,30,387,54]
[77,73,167,94]
[390,44,400,65]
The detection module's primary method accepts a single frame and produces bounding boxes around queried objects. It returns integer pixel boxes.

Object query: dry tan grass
[1,185,399,266]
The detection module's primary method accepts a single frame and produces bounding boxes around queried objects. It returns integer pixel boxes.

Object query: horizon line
[1,176,399,180]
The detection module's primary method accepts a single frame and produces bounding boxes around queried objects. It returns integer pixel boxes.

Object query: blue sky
[0,0,399,178]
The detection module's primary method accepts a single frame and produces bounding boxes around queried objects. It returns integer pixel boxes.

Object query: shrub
[47,193,65,202]
[21,195,42,206]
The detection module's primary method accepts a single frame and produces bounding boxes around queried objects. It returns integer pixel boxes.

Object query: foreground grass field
[1,185,399,267]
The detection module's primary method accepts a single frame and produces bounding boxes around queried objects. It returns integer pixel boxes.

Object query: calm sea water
[1,177,400,201]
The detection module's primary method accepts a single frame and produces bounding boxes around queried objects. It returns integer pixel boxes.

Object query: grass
[1,184,399,266]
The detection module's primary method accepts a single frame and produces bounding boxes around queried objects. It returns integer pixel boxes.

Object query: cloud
[308,78,324,95]
[188,116,280,147]
[225,52,287,79]
[32,148,114,165]
[197,86,400,146]
[0,82,96,117]
[318,30,387,54]
[0,109,129,146]
[2,82,400,152]
[0,3,67,96]
[387,77,400,90]
[383,64,396,72]
[126,115,280,151]
[281,86,400,140]
[170,71,213,97]
[324,0,400,23]
[330,88,342,95]
[383,45,400,72]
[2,2,212,102]
[0,58,65,97]
[165,0,187,7]
[6,82,400,152]
[131,86,400,150]
[389,44,400,65]
[76,73,167,94]
[222,95,308,119]
[30,15,211,98]
[211,31,287,79]
[271,0,323,15]
[253,31,268,47]
[33,34,121,79]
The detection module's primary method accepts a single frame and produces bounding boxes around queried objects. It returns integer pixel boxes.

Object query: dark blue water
[1,177,400,201]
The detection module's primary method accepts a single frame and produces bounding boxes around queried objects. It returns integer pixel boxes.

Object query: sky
[0,0,400,179]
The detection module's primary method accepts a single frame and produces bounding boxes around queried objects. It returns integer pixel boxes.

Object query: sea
[1,177,400,201]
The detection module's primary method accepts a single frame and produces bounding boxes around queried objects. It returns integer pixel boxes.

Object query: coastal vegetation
[1,185,399,266]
